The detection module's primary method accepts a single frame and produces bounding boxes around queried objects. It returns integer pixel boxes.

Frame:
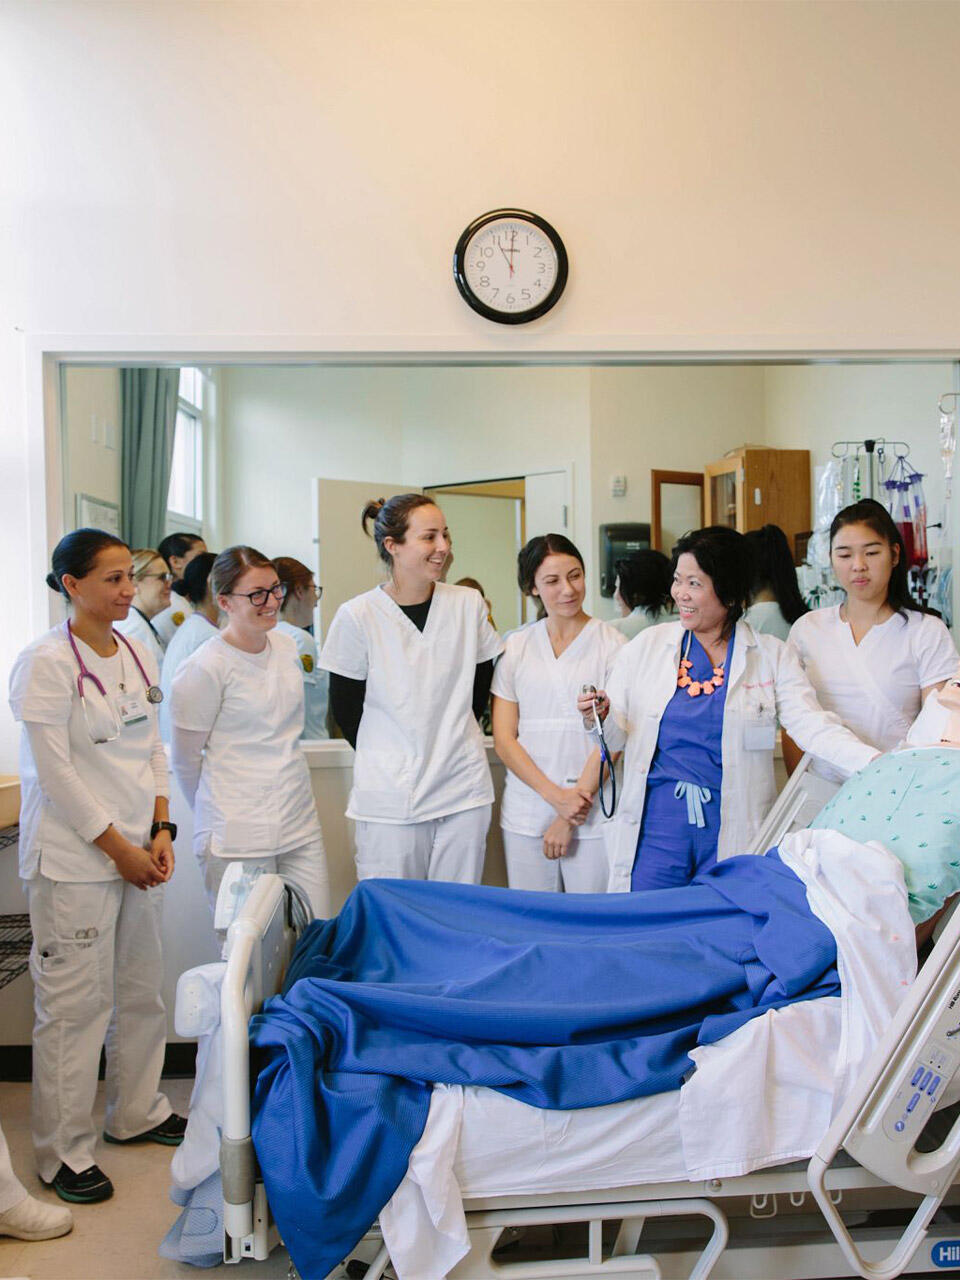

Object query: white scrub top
[154,595,192,647]
[171,630,319,857]
[610,606,669,641]
[319,582,504,824]
[492,617,625,839]
[8,625,167,881]
[787,605,959,781]
[116,607,166,666]
[158,612,219,742]
[743,600,792,642]
[276,619,329,740]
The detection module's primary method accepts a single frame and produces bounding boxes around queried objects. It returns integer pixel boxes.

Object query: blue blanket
[249,851,838,1279]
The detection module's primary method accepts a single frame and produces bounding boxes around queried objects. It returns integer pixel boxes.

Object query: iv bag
[884,460,928,570]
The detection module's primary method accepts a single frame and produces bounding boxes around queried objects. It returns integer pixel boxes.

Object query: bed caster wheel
[344,1261,370,1279]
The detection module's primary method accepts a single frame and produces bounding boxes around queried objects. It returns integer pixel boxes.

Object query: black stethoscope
[65,619,163,744]
[580,683,617,819]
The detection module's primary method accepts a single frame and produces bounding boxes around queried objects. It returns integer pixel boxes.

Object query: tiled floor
[0,1079,292,1280]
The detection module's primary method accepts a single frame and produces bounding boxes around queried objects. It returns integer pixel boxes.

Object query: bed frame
[216,755,960,1278]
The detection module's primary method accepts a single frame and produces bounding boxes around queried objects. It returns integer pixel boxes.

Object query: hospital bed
[191,760,960,1279]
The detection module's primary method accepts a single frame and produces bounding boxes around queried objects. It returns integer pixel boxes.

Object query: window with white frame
[166,368,204,534]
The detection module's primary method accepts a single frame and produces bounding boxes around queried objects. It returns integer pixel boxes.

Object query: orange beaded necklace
[676,630,726,698]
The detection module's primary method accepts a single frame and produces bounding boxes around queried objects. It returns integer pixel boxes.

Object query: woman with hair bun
[169,546,329,919]
[786,499,958,782]
[579,526,880,892]
[274,556,329,740]
[319,494,503,883]
[491,534,625,891]
[157,552,219,742]
[114,549,172,667]
[153,534,207,646]
[8,528,183,1206]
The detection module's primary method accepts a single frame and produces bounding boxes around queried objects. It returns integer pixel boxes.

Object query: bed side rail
[809,900,960,1278]
[220,873,292,1251]
[748,752,841,856]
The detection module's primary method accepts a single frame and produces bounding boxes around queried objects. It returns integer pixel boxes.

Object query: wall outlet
[611,474,627,498]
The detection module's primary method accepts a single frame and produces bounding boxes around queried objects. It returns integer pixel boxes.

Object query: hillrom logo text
[932,1241,960,1268]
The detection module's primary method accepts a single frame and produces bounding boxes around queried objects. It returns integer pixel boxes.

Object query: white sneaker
[0,1193,73,1240]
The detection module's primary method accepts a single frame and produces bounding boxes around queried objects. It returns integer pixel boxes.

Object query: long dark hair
[672,526,751,638]
[615,549,671,614]
[517,534,584,597]
[829,498,921,616]
[743,525,808,626]
[174,551,216,605]
[46,528,127,598]
[361,494,438,568]
[158,532,204,568]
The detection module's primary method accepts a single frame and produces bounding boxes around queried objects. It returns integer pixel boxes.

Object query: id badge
[118,694,148,726]
[743,722,776,751]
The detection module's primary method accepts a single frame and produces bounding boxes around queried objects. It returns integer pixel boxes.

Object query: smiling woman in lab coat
[320,494,504,883]
[8,528,182,1207]
[169,545,329,919]
[491,534,625,891]
[580,526,881,893]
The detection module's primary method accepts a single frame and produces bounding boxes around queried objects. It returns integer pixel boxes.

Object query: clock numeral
[490,288,499,298]
[537,262,547,273]
[479,276,490,288]
[506,293,516,304]
[533,246,543,257]
[482,246,494,257]
[535,279,543,288]
[521,288,531,301]
[475,261,485,271]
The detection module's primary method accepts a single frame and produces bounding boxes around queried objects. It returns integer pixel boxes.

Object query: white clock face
[462,217,560,315]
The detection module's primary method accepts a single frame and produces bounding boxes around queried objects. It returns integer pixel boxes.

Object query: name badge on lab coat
[743,722,776,751]
[118,694,148,726]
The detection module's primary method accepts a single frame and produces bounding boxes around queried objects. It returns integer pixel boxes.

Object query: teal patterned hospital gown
[809,747,960,924]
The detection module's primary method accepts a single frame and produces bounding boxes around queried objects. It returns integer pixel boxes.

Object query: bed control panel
[881,1042,957,1144]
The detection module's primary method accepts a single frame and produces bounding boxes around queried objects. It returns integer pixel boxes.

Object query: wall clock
[453,209,568,325]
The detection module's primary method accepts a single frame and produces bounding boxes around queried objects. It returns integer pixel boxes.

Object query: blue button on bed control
[913,1067,926,1086]
[895,1120,906,1132]
[908,1092,921,1112]
[921,1070,933,1090]
[930,1076,942,1095]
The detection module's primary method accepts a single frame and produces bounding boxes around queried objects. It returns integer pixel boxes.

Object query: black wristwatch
[150,820,178,841]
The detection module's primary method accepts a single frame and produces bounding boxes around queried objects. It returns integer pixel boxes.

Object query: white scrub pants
[26,875,172,1182]
[0,1117,27,1213]
[503,831,610,893]
[354,804,491,883]
[197,833,330,920]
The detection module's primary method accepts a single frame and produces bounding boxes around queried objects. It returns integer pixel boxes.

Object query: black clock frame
[453,208,568,325]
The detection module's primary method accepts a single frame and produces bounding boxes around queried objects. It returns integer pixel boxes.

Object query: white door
[523,469,570,620]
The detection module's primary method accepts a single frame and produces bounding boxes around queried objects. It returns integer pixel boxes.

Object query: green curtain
[120,368,180,548]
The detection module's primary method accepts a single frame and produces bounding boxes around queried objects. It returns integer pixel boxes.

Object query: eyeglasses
[141,571,174,584]
[227,582,288,607]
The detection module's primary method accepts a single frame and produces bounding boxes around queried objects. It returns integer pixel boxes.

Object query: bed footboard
[220,872,297,1264]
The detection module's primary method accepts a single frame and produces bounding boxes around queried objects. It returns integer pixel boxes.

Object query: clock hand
[497,237,514,275]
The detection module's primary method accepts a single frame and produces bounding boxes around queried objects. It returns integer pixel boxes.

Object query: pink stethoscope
[64,619,163,744]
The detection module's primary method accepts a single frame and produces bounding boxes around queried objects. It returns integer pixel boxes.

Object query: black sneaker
[103,1113,187,1147]
[45,1163,114,1205]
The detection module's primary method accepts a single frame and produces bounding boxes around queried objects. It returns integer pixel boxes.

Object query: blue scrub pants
[631,777,721,890]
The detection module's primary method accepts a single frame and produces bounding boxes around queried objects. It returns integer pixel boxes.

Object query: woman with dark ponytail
[157,552,219,741]
[742,524,808,642]
[8,528,184,1207]
[153,533,208,645]
[319,494,503,883]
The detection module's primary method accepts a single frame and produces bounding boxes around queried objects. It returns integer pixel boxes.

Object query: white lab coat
[171,631,321,857]
[115,605,166,666]
[153,595,192,647]
[7,624,172,1179]
[319,583,504,823]
[602,619,880,892]
[787,605,959,781]
[276,619,329,740]
[491,617,625,838]
[159,612,219,742]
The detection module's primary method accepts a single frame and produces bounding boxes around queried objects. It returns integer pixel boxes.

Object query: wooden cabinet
[705,447,810,553]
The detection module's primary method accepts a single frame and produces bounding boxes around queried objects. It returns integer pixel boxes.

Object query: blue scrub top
[648,631,734,790]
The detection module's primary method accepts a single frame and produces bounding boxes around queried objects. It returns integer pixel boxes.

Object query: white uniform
[610,605,669,641]
[601,620,880,893]
[787,606,959,781]
[491,618,625,892]
[8,625,172,1180]
[158,613,219,742]
[276,619,330,740]
[153,594,192,647]
[743,599,792,642]
[115,605,166,666]
[170,631,329,918]
[319,583,504,883]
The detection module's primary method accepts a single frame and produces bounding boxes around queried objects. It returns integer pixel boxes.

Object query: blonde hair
[130,548,164,580]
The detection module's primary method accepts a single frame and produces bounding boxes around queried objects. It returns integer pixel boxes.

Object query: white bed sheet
[380,829,919,1279]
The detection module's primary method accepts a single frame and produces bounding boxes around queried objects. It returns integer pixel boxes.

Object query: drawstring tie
[674,782,712,828]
